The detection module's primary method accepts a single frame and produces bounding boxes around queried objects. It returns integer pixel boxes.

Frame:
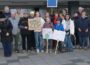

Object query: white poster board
[42,28,53,39]
[52,30,66,41]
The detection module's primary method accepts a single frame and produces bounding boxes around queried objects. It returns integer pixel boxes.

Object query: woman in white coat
[62,14,75,52]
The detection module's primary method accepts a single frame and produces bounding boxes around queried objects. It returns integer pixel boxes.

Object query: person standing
[4,6,11,18]
[34,11,45,53]
[62,14,74,52]
[18,13,29,52]
[9,12,20,53]
[43,17,53,53]
[53,12,59,25]
[73,7,84,46]
[77,11,89,49]
[54,19,64,52]
[27,11,35,52]
[0,13,13,57]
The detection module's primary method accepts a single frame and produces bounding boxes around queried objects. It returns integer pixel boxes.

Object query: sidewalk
[0,49,90,65]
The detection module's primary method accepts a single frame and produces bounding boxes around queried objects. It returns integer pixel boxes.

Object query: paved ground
[0,49,90,65]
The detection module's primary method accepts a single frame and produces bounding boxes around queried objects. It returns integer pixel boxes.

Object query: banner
[42,28,53,39]
[52,30,66,41]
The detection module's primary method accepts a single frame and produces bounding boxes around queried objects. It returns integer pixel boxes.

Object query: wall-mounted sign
[47,0,58,8]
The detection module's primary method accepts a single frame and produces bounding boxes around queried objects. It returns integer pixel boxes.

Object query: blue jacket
[54,24,64,31]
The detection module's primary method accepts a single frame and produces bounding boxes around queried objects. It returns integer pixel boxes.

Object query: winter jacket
[62,19,75,35]
[0,19,13,42]
[77,17,89,37]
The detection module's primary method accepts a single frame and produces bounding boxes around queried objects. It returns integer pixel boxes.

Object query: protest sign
[52,30,66,41]
[42,28,53,39]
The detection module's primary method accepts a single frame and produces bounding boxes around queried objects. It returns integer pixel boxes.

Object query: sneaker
[41,50,44,53]
[27,50,31,53]
[36,49,40,53]
[15,50,19,53]
[79,47,83,49]
[84,47,87,50]
[49,49,52,53]
[22,50,26,53]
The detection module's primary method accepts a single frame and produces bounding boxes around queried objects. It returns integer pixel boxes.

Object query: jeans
[64,35,73,51]
[79,36,89,47]
[34,32,43,51]
[2,41,12,57]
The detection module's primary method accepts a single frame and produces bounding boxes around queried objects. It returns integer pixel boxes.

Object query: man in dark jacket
[18,13,29,52]
[78,11,89,49]
[0,13,13,57]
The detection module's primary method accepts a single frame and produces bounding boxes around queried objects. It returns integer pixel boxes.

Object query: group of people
[0,6,90,57]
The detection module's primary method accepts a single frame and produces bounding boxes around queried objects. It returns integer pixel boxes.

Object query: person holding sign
[34,12,45,53]
[54,18,64,52]
[43,17,53,53]
[27,11,36,52]
[62,14,74,52]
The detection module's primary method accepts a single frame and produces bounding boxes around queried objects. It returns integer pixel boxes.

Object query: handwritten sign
[28,18,42,32]
[42,28,53,39]
[28,19,35,30]
[52,30,66,41]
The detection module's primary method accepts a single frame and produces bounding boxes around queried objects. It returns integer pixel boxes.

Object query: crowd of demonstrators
[0,6,90,57]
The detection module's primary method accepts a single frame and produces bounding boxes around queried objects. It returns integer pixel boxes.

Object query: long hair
[34,11,41,17]
[64,14,71,20]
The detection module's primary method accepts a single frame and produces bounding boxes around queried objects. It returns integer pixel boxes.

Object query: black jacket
[0,19,13,42]
[77,17,89,37]
[18,17,28,35]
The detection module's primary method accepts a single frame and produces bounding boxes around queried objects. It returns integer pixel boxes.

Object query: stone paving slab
[0,49,90,65]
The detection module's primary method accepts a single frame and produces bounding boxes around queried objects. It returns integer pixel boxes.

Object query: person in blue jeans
[34,12,45,53]
[54,18,64,52]
[62,14,74,52]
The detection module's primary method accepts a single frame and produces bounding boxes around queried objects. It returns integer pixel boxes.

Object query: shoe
[79,47,83,49]
[49,49,52,53]
[22,50,26,53]
[15,51,19,53]
[41,50,44,53]
[36,49,40,53]
[27,50,31,53]
[84,47,87,50]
